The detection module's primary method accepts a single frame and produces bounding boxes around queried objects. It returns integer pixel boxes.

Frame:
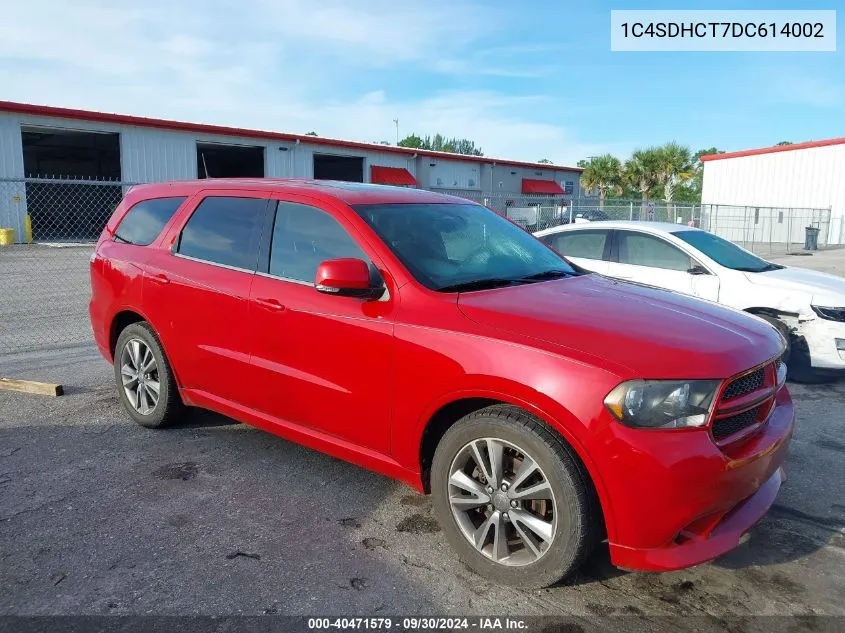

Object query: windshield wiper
[437,278,526,293]
[758,263,784,272]
[519,269,574,281]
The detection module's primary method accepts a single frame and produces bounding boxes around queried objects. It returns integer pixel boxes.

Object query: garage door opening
[23,128,121,178]
[197,143,265,179]
[22,127,122,241]
[313,154,364,182]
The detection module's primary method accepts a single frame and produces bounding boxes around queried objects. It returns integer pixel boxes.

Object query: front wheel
[431,405,600,588]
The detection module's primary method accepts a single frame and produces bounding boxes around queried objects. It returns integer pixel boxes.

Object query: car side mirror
[315,258,383,299]
[687,264,709,275]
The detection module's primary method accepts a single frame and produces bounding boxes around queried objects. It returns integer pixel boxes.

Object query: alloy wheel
[119,338,160,415]
[448,437,557,566]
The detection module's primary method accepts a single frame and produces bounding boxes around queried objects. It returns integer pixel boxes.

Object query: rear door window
[543,230,608,260]
[177,196,266,270]
[617,231,691,271]
[114,197,186,246]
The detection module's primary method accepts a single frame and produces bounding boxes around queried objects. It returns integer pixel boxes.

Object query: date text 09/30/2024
[307,617,529,630]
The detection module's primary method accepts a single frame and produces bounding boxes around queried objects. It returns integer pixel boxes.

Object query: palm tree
[655,142,694,221]
[579,154,622,210]
[624,148,661,216]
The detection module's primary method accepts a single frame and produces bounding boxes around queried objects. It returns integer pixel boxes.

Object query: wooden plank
[0,378,64,397]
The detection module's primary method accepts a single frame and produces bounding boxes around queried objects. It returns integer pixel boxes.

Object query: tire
[431,405,600,589]
[114,322,184,428]
[758,315,827,384]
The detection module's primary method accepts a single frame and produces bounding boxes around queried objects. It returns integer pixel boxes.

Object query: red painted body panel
[89,179,794,573]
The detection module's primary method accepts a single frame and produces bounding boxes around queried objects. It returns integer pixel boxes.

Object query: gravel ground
[1,244,844,622]
[1,344,843,619]
[0,245,92,355]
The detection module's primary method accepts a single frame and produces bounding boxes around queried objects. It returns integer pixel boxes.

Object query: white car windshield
[353,203,578,292]
[673,230,782,273]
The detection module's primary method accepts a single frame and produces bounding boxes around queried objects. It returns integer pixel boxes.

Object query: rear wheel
[431,405,600,588]
[114,322,184,428]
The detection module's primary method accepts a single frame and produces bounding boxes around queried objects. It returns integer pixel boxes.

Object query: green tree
[579,154,623,210]
[776,141,793,146]
[305,131,318,136]
[654,142,694,219]
[624,148,661,211]
[397,133,425,149]
[537,158,553,164]
[397,133,483,156]
[674,147,724,204]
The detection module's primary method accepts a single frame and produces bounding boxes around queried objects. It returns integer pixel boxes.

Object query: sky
[0,0,842,167]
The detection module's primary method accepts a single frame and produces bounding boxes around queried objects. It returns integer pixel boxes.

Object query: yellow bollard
[0,228,15,246]
[24,214,32,243]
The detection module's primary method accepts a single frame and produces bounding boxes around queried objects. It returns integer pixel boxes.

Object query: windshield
[352,203,577,291]
[672,230,780,272]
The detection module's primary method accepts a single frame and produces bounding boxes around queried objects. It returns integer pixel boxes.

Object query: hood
[746,266,845,306]
[458,274,783,379]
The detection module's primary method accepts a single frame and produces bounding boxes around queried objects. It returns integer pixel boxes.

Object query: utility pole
[393,118,399,145]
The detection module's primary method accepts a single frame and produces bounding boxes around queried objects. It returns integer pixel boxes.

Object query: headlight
[604,380,720,429]
[811,305,845,322]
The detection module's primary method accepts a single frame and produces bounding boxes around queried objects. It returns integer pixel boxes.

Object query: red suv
[90,179,793,588]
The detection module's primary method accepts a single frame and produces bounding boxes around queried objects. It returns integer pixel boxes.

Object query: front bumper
[610,466,784,571]
[801,317,845,369]
[588,385,794,572]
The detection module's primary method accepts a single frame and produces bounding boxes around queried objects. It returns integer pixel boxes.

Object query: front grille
[712,406,762,441]
[721,368,765,400]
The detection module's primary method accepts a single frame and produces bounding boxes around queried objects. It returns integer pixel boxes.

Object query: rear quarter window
[114,197,186,246]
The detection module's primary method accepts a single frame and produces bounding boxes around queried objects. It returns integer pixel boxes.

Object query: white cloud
[0,0,612,166]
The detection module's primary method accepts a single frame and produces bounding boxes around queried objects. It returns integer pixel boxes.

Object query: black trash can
[804,226,820,251]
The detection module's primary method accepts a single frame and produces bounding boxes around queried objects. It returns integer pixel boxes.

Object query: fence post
[768,208,773,254]
[629,202,633,221]
[787,209,792,253]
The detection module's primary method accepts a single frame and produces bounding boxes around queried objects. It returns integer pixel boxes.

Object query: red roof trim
[370,165,417,186]
[0,100,582,173]
[521,178,565,194]
[701,137,845,162]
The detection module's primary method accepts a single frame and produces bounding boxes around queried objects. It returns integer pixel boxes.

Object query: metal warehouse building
[0,101,582,243]
[701,139,845,247]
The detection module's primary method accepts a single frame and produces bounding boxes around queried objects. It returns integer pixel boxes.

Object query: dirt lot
[1,245,844,623]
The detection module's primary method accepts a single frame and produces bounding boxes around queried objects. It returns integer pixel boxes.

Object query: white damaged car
[535,221,845,382]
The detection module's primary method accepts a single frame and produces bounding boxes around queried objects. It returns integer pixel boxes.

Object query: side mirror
[315,258,383,299]
[687,264,709,275]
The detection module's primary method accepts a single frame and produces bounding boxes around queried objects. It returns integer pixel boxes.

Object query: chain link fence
[699,204,832,256]
[0,176,838,358]
[0,177,138,361]
[435,190,701,231]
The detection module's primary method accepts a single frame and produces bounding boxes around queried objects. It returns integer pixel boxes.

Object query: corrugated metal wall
[702,146,845,245]
[122,128,197,182]
[489,164,580,196]
[0,114,26,237]
[425,159,482,191]
[0,111,580,239]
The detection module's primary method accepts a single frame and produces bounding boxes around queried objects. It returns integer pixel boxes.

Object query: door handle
[255,297,285,311]
[149,273,170,285]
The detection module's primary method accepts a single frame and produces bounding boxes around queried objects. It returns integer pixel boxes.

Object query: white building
[701,138,845,246]
[0,101,582,242]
